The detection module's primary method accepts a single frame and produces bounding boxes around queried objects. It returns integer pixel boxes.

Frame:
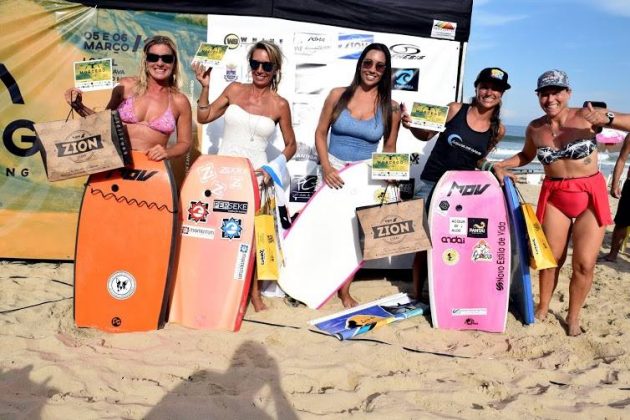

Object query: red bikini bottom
[537,172,613,226]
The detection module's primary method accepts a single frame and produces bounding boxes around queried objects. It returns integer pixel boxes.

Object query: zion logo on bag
[372,215,414,244]
[56,131,104,162]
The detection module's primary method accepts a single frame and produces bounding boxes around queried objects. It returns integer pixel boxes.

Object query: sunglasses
[146,53,175,64]
[249,59,274,72]
[361,59,386,73]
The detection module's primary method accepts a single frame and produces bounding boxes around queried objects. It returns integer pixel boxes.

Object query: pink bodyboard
[169,155,259,331]
[428,170,511,332]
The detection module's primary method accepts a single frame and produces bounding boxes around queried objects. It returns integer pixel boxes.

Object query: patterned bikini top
[536,138,597,165]
[117,95,176,135]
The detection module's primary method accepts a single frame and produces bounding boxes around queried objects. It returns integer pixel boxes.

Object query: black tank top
[421,103,492,182]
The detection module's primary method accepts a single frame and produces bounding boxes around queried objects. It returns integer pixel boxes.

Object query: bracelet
[480,161,495,171]
[196,99,210,110]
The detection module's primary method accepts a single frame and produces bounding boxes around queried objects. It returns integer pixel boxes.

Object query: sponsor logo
[56,131,104,162]
[441,236,465,244]
[181,225,215,240]
[439,200,450,211]
[107,168,157,181]
[234,244,250,280]
[224,63,238,82]
[294,32,331,56]
[442,248,459,265]
[467,218,488,238]
[410,152,421,165]
[389,44,426,61]
[224,33,240,49]
[221,217,242,239]
[465,318,478,326]
[447,181,490,197]
[471,240,493,262]
[187,201,209,223]
[451,308,487,316]
[431,19,457,41]
[446,134,483,156]
[107,271,136,300]
[111,317,122,327]
[338,33,373,59]
[292,142,319,162]
[496,222,507,291]
[392,68,419,91]
[290,175,317,203]
[449,217,467,235]
[197,163,216,183]
[213,199,248,214]
[372,217,414,244]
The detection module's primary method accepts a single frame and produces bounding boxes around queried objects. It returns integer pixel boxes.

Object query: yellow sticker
[442,248,459,265]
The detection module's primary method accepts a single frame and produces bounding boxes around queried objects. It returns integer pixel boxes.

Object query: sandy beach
[1,183,629,419]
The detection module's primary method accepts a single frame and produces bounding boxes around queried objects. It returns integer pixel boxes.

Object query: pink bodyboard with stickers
[427,170,511,332]
[168,155,259,331]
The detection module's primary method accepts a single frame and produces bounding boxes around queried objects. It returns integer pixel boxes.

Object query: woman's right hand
[400,103,413,129]
[64,88,83,107]
[323,166,344,189]
[192,62,211,87]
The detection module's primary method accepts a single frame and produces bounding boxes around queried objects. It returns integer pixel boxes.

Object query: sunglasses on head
[361,59,386,73]
[249,59,274,72]
[146,53,175,64]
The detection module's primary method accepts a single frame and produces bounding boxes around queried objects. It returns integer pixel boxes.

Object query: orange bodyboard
[169,155,259,331]
[74,151,177,332]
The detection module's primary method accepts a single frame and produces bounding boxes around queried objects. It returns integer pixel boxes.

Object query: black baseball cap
[474,67,511,91]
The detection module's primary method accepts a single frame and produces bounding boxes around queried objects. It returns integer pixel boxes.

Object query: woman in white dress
[194,40,297,311]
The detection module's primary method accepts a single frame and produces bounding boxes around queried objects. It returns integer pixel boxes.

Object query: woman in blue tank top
[400,67,512,302]
[314,43,402,307]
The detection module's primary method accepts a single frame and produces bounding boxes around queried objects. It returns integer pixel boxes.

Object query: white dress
[218,104,276,168]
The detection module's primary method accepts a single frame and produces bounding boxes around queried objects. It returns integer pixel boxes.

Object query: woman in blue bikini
[496,69,630,336]
[314,43,402,307]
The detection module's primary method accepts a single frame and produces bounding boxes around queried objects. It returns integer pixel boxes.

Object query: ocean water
[487,125,619,178]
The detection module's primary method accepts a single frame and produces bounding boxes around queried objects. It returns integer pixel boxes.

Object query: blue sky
[463,0,630,126]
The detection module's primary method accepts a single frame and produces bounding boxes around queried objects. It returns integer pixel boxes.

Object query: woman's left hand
[492,164,515,186]
[146,145,168,161]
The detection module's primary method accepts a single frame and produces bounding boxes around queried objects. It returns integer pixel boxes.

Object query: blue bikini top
[537,138,597,165]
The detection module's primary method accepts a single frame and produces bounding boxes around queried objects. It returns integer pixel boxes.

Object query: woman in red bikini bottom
[64,35,192,160]
[496,69,630,336]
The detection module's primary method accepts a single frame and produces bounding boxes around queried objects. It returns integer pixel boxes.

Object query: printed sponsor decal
[293,32,332,57]
[441,236,465,244]
[496,221,507,291]
[398,179,415,200]
[213,199,248,214]
[234,244,250,280]
[107,270,136,300]
[446,181,490,197]
[338,33,373,59]
[292,142,319,162]
[451,308,487,316]
[439,200,450,211]
[187,200,209,223]
[392,68,419,91]
[431,19,457,40]
[290,175,317,202]
[181,225,215,240]
[221,217,242,239]
[449,217,467,235]
[471,240,493,262]
[467,218,488,238]
[197,163,216,183]
[442,248,459,265]
[223,33,240,49]
[446,134,483,156]
[106,168,157,182]
[389,44,426,61]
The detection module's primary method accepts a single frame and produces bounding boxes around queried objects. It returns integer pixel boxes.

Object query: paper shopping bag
[356,197,431,261]
[34,109,132,181]
[515,186,557,270]
[254,184,281,280]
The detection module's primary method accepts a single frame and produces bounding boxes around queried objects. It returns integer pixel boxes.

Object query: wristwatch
[606,111,615,126]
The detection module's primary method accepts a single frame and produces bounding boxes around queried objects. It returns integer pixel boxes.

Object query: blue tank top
[328,107,384,161]
[421,104,492,182]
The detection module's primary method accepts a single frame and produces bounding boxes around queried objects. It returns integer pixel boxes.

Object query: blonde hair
[247,41,283,92]
[135,35,181,95]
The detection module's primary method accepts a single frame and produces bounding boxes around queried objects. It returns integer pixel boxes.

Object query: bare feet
[534,306,548,321]
[337,290,358,308]
[566,318,584,337]
[251,294,268,312]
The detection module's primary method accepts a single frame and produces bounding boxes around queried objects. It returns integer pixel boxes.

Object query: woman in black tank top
[400,67,512,302]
